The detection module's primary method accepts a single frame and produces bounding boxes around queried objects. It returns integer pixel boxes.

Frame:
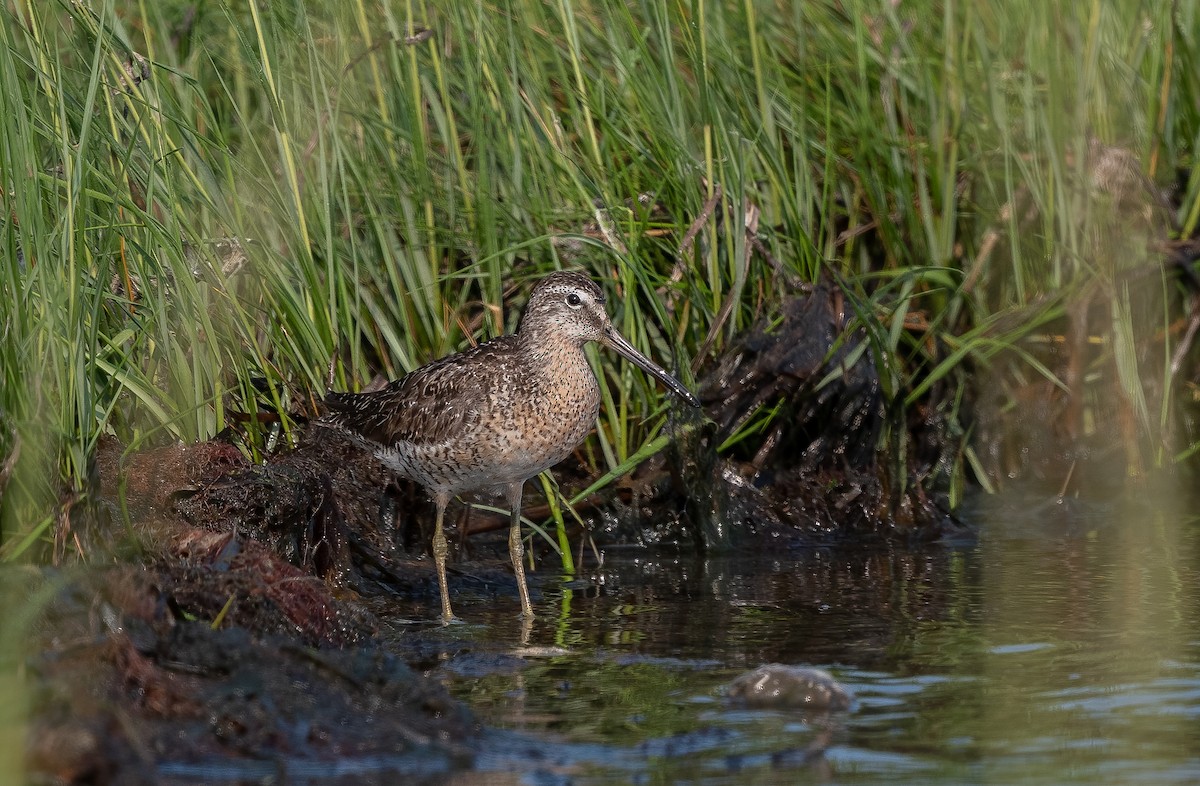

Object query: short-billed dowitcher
[323,271,699,623]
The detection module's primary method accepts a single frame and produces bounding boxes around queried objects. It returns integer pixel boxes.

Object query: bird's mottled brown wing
[323,335,521,447]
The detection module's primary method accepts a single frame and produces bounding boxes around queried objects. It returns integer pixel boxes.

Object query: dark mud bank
[24,567,472,785]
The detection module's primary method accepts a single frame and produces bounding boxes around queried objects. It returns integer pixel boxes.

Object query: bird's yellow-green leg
[507,482,534,619]
[432,491,455,624]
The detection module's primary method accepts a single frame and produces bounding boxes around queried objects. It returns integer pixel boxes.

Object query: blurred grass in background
[0,0,1196,551]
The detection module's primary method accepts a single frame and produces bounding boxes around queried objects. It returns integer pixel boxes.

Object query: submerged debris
[702,281,884,474]
[664,280,960,549]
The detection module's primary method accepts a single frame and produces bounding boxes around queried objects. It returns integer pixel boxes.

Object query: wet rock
[725,664,853,711]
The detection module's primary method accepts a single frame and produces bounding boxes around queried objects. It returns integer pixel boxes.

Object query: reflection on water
[427,498,1200,784]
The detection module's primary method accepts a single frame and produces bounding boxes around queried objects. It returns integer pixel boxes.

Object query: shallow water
[419,504,1200,784]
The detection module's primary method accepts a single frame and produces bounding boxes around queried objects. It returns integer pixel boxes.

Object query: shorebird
[323,270,699,623]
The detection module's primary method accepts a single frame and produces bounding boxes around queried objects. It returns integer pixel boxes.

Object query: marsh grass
[0,0,1196,555]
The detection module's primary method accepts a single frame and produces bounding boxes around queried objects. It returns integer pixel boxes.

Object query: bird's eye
[566,293,582,307]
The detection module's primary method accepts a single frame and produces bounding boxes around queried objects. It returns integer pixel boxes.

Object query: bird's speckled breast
[378,338,601,493]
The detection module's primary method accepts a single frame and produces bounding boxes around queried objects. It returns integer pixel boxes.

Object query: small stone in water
[725,664,853,711]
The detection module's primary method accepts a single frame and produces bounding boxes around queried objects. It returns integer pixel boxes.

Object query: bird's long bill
[604,327,701,408]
